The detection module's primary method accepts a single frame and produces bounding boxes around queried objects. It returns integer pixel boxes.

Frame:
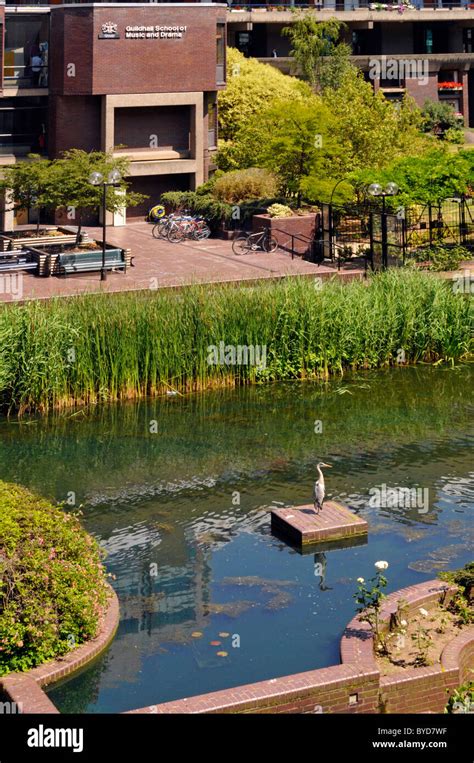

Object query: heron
[313,462,332,514]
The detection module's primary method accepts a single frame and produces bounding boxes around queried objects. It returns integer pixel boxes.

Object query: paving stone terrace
[0,223,365,303]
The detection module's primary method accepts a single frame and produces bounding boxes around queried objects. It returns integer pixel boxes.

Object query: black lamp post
[88,169,122,281]
[368,181,399,269]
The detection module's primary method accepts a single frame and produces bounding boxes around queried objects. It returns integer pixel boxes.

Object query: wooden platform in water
[270,502,368,548]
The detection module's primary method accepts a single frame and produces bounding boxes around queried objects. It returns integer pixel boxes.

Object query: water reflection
[0,365,471,712]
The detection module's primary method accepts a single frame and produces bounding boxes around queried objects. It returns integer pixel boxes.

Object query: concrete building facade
[0,2,226,227]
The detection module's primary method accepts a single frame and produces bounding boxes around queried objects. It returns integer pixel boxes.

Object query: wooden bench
[0,251,38,273]
[57,250,127,276]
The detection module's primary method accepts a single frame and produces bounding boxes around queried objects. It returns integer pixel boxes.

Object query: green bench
[57,249,127,276]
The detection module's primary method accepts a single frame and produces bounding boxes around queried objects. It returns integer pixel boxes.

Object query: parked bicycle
[232,228,278,255]
[152,212,211,243]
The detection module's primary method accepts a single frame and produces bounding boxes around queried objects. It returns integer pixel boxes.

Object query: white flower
[400,619,408,627]
[357,577,365,584]
[419,607,429,617]
[375,560,389,570]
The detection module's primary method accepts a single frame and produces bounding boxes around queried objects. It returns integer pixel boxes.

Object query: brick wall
[405,72,439,109]
[127,581,473,715]
[114,106,190,151]
[49,95,101,158]
[50,5,227,97]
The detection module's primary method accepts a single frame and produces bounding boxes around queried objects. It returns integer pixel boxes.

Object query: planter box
[0,227,90,253]
[27,242,132,277]
[252,213,319,258]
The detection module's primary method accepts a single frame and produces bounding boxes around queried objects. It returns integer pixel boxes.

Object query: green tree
[54,149,146,242]
[236,99,342,205]
[217,48,312,143]
[421,99,462,138]
[282,15,352,90]
[0,155,58,234]
[356,148,472,206]
[323,67,429,174]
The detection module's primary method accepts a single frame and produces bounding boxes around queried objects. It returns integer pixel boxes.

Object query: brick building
[0,2,226,226]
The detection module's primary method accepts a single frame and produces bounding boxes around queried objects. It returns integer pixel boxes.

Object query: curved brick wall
[2,580,472,714]
[0,585,119,714]
[127,580,473,715]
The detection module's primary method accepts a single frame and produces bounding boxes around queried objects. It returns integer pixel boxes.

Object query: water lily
[400,619,408,627]
[375,560,389,570]
[357,577,365,584]
[419,607,429,617]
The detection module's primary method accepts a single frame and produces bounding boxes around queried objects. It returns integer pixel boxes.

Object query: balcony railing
[228,1,474,10]
[3,64,48,89]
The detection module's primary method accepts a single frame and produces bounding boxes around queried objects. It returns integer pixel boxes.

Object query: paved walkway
[0,222,364,303]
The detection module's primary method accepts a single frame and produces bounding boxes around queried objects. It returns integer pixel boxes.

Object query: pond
[0,365,472,713]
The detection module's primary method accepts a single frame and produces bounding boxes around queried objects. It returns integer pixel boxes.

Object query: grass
[0,270,471,415]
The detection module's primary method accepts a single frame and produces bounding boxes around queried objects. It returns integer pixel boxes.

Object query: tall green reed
[0,270,471,414]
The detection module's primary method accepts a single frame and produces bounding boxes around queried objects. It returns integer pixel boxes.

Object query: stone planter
[252,213,319,258]
[0,227,90,253]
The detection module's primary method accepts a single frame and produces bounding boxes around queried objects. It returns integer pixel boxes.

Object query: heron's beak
[321,463,332,468]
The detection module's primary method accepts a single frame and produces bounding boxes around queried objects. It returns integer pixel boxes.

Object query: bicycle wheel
[232,235,250,255]
[168,223,185,243]
[152,220,167,239]
[263,235,278,253]
[194,224,211,241]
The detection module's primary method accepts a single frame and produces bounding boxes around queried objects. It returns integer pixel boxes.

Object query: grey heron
[313,462,332,513]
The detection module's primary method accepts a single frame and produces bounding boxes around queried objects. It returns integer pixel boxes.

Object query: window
[216,23,226,85]
[208,98,217,149]
[0,97,48,155]
[4,14,50,89]
[463,29,474,54]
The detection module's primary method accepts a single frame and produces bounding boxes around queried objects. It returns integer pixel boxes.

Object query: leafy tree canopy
[355,148,473,206]
[322,67,429,175]
[217,47,312,143]
[282,15,352,90]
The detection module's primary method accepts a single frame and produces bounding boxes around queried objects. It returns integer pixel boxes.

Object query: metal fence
[314,198,474,271]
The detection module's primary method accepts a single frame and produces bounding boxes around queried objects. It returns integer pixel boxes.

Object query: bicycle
[167,216,211,243]
[232,228,278,255]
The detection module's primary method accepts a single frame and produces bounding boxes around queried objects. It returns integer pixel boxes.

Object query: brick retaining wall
[0,585,119,713]
[2,580,472,715]
[127,580,473,715]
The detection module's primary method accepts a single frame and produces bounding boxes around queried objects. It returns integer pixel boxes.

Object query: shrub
[421,100,462,138]
[413,244,472,272]
[439,562,474,594]
[266,203,294,218]
[0,481,109,676]
[444,127,465,145]
[160,191,232,229]
[213,168,278,204]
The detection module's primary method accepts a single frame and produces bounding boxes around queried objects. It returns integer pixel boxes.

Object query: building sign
[98,22,120,40]
[98,22,188,41]
[125,25,188,40]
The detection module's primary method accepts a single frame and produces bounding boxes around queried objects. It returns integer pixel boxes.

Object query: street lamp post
[368,182,399,269]
[88,169,122,281]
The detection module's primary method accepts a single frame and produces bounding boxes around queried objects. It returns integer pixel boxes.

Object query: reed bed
[0,270,471,414]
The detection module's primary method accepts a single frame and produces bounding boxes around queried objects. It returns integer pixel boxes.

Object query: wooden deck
[271,501,368,548]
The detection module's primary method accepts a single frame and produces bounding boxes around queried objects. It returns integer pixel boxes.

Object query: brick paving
[0,222,364,303]
[271,501,369,547]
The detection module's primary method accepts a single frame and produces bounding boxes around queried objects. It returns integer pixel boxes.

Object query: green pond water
[0,365,472,713]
